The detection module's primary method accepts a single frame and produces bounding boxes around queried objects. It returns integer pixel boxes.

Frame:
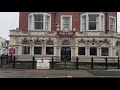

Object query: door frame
[61,47,71,62]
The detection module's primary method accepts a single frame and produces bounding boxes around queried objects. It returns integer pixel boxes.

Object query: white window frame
[109,16,116,31]
[61,15,72,31]
[28,13,51,31]
[80,12,105,31]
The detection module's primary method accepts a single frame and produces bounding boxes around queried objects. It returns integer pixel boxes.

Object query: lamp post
[30,39,33,55]
[42,39,45,57]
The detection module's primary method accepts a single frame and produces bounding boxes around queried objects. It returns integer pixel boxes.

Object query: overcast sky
[0,12,120,40]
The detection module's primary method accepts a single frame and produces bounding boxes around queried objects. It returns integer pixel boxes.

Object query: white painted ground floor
[10,31,120,61]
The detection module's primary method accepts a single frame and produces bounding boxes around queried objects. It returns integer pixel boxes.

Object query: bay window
[28,13,51,31]
[81,13,104,31]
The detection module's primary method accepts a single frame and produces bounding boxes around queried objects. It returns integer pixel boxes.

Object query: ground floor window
[46,47,54,55]
[34,47,42,55]
[90,47,97,56]
[101,47,109,56]
[22,46,30,54]
[78,47,85,55]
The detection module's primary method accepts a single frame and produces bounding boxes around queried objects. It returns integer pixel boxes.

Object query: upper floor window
[61,15,72,31]
[109,16,116,31]
[81,12,104,31]
[34,15,43,29]
[89,15,99,30]
[1,42,6,48]
[28,13,51,31]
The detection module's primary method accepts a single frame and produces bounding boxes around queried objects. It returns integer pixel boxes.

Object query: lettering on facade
[57,32,75,37]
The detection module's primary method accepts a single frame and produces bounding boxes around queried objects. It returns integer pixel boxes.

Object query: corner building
[10,12,119,61]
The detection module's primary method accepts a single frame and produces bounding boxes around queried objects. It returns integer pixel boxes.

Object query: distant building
[10,12,119,61]
[0,37,9,55]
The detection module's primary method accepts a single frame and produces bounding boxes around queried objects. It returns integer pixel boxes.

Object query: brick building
[10,12,119,61]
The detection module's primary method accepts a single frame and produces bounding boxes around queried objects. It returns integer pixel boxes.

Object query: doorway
[61,47,71,61]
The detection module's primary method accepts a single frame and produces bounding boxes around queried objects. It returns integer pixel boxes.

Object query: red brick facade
[19,12,117,32]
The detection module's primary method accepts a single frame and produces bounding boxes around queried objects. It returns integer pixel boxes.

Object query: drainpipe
[52,12,57,32]
[116,12,117,34]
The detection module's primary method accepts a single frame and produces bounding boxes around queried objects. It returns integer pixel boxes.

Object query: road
[0,69,120,78]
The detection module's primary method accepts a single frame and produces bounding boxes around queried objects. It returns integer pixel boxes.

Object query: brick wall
[19,12,117,32]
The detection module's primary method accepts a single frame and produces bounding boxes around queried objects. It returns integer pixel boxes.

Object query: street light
[42,38,45,56]
[29,39,33,55]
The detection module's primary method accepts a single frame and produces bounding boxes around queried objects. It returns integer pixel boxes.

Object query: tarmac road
[0,69,120,78]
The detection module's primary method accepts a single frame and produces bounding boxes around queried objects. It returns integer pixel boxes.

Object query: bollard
[13,56,16,68]
[76,57,79,69]
[6,54,8,64]
[32,56,35,69]
[51,57,54,69]
[10,55,12,63]
[91,57,93,70]
[1,55,3,66]
[118,56,119,69]
[65,59,66,69]
[105,57,108,70]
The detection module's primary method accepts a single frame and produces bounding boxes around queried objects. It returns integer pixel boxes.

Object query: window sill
[81,30,104,32]
[29,30,51,32]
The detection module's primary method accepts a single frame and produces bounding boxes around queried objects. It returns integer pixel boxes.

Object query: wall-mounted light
[73,28,76,31]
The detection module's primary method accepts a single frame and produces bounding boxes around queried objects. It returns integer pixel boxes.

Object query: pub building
[9,12,119,61]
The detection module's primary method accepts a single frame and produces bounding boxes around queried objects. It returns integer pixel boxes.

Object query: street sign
[9,48,15,54]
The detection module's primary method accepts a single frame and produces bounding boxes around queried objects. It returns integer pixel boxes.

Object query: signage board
[9,48,15,54]
[36,59,50,69]
[57,31,75,37]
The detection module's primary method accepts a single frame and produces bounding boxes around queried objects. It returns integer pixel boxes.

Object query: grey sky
[0,12,119,40]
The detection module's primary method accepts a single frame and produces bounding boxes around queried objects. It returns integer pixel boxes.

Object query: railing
[0,56,119,70]
[50,57,120,70]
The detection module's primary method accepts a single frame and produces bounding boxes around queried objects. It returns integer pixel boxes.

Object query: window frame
[22,46,30,54]
[109,16,116,31]
[61,15,72,31]
[81,12,105,31]
[46,47,54,55]
[34,47,42,55]
[34,14,44,30]
[78,47,85,55]
[28,13,51,31]
[101,47,109,56]
[90,47,97,56]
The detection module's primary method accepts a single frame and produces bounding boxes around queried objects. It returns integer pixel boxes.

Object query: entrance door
[61,47,71,61]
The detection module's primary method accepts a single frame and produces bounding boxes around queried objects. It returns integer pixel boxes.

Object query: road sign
[9,48,15,54]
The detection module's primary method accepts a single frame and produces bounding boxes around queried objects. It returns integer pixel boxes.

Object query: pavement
[0,69,93,78]
[0,69,120,78]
